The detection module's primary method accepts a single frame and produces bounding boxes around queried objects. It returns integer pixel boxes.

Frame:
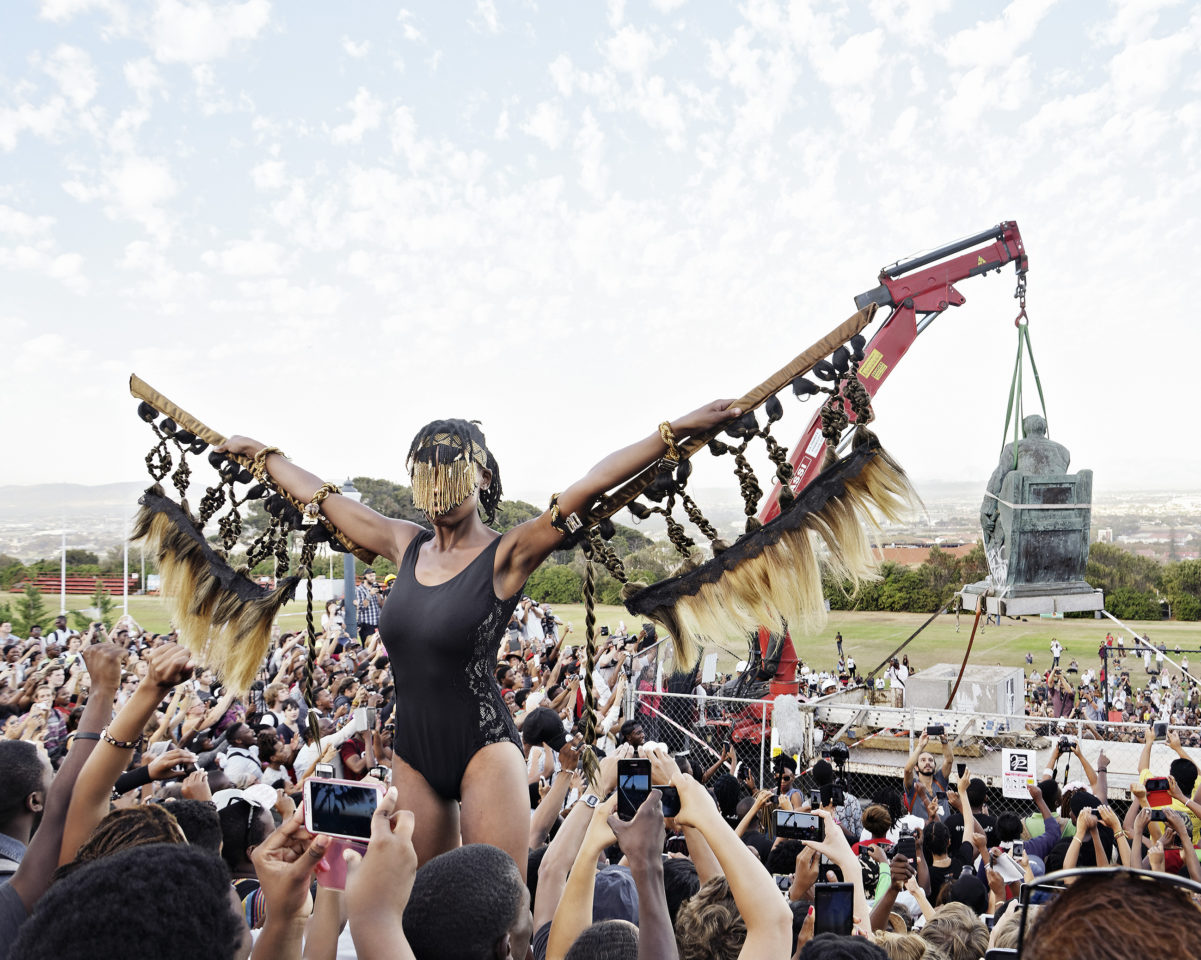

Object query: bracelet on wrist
[303,481,341,526]
[658,421,680,466]
[72,731,101,742]
[250,445,287,482]
[101,728,144,750]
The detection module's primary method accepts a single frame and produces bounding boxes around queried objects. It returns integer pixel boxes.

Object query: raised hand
[147,747,197,781]
[80,641,126,691]
[251,806,330,922]
[607,789,666,870]
[344,786,418,923]
[142,643,194,692]
[181,769,213,802]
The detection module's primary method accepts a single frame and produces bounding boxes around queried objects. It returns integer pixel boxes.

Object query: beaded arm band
[303,481,342,526]
[250,445,287,482]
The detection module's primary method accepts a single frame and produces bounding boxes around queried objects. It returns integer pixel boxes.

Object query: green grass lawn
[9,589,1196,682]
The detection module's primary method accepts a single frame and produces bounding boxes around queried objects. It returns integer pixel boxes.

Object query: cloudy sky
[3,0,1199,509]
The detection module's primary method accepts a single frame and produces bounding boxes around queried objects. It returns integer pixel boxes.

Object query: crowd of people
[3,601,1201,960]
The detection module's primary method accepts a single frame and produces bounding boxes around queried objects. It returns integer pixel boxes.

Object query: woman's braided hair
[406,418,502,524]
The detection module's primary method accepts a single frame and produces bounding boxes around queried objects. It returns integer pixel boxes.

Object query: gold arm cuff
[251,445,286,482]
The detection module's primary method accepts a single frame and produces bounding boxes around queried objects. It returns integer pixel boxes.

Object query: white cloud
[574,108,606,197]
[201,237,290,276]
[606,0,625,28]
[943,0,1055,70]
[604,26,671,79]
[341,36,370,58]
[42,45,99,108]
[38,0,126,23]
[331,88,384,145]
[1108,27,1200,107]
[0,245,88,293]
[494,108,510,140]
[473,0,499,33]
[398,8,426,43]
[124,57,165,103]
[650,0,687,10]
[521,100,568,150]
[251,159,286,189]
[150,0,271,64]
[0,98,68,152]
[0,204,55,238]
[104,155,178,242]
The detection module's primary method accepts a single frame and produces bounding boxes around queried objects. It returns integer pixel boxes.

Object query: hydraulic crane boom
[754,222,1027,697]
[759,221,1027,526]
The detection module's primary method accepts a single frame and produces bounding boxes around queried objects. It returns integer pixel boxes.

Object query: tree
[65,548,100,566]
[0,557,27,590]
[69,580,116,631]
[1085,543,1162,595]
[1104,587,1161,622]
[525,564,583,603]
[13,585,51,637]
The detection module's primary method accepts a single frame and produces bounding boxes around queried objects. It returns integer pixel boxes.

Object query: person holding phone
[219,398,740,882]
[903,731,954,821]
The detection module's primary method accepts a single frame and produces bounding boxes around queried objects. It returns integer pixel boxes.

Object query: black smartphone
[957,762,968,779]
[810,788,821,808]
[927,724,945,736]
[1145,776,1172,808]
[1153,721,1168,740]
[774,809,823,842]
[813,882,855,936]
[657,785,681,818]
[617,758,651,821]
[985,950,1019,960]
[895,834,916,862]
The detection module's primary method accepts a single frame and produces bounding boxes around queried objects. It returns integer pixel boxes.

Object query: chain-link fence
[629,684,1201,825]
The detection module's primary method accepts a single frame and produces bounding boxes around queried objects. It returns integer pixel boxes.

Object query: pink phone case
[314,837,368,891]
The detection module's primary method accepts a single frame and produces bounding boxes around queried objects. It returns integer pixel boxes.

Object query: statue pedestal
[964,469,1104,616]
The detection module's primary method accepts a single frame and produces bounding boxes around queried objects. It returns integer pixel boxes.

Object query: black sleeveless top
[377,528,522,799]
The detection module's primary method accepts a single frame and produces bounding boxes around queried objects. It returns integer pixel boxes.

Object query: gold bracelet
[251,445,286,481]
[658,421,680,465]
[303,481,341,525]
[101,728,143,750]
[548,492,582,535]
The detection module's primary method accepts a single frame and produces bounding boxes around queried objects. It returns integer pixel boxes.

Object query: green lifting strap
[1000,321,1049,469]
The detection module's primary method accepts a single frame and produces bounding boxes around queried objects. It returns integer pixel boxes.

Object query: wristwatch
[581,793,600,809]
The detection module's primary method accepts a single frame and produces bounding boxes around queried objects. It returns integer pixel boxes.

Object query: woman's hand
[214,435,266,459]
[672,772,721,832]
[672,400,742,436]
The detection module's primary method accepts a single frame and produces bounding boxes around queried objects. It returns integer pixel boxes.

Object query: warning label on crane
[860,349,884,378]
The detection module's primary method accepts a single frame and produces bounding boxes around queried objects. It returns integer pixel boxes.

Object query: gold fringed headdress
[126,376,374,696]
[407,433,487,517]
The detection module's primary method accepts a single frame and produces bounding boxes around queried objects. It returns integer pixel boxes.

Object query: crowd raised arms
[3,613,1201,959]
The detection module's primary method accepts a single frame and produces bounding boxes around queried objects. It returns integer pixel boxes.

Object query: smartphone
[895,834,916,862]
[985,950,1019,960]
[774,810,823,842]
[1145,776,1172,808]
[314,762,335,779]
[656,785,681,818]
[957,762,968,779]
[813,882,855,936]
[617,757,651,821]
[368,764,390,782]
[1153,721,1168,740]
[927,724,945,736]
[1149,808,1170,822]
[810,788,822,808]
[303,778,383,842]
[1012,840,1024,859]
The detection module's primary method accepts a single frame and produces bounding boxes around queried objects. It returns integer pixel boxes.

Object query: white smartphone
[303,777,383,842]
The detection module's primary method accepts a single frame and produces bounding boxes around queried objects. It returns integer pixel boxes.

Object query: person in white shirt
[1050,639,1062,667]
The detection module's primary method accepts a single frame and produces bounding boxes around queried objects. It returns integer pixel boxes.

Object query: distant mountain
[0,482,148,515]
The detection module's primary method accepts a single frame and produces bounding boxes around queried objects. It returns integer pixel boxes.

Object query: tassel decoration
[624,433,919,664]
[130,484,299,692]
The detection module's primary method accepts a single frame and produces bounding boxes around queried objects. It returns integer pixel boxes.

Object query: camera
[1058,737,1076,752]
[821,741,850,766]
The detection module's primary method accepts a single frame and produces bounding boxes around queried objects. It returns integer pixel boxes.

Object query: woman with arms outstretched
[218,400,738,880]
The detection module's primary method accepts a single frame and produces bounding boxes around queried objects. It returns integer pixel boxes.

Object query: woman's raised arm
[217,436,423,564]
[496,399,740,596]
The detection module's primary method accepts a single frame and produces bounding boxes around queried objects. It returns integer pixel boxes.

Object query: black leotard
[378,528,522,800]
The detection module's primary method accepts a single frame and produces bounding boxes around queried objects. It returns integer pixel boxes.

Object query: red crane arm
[758,221,1027,525]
